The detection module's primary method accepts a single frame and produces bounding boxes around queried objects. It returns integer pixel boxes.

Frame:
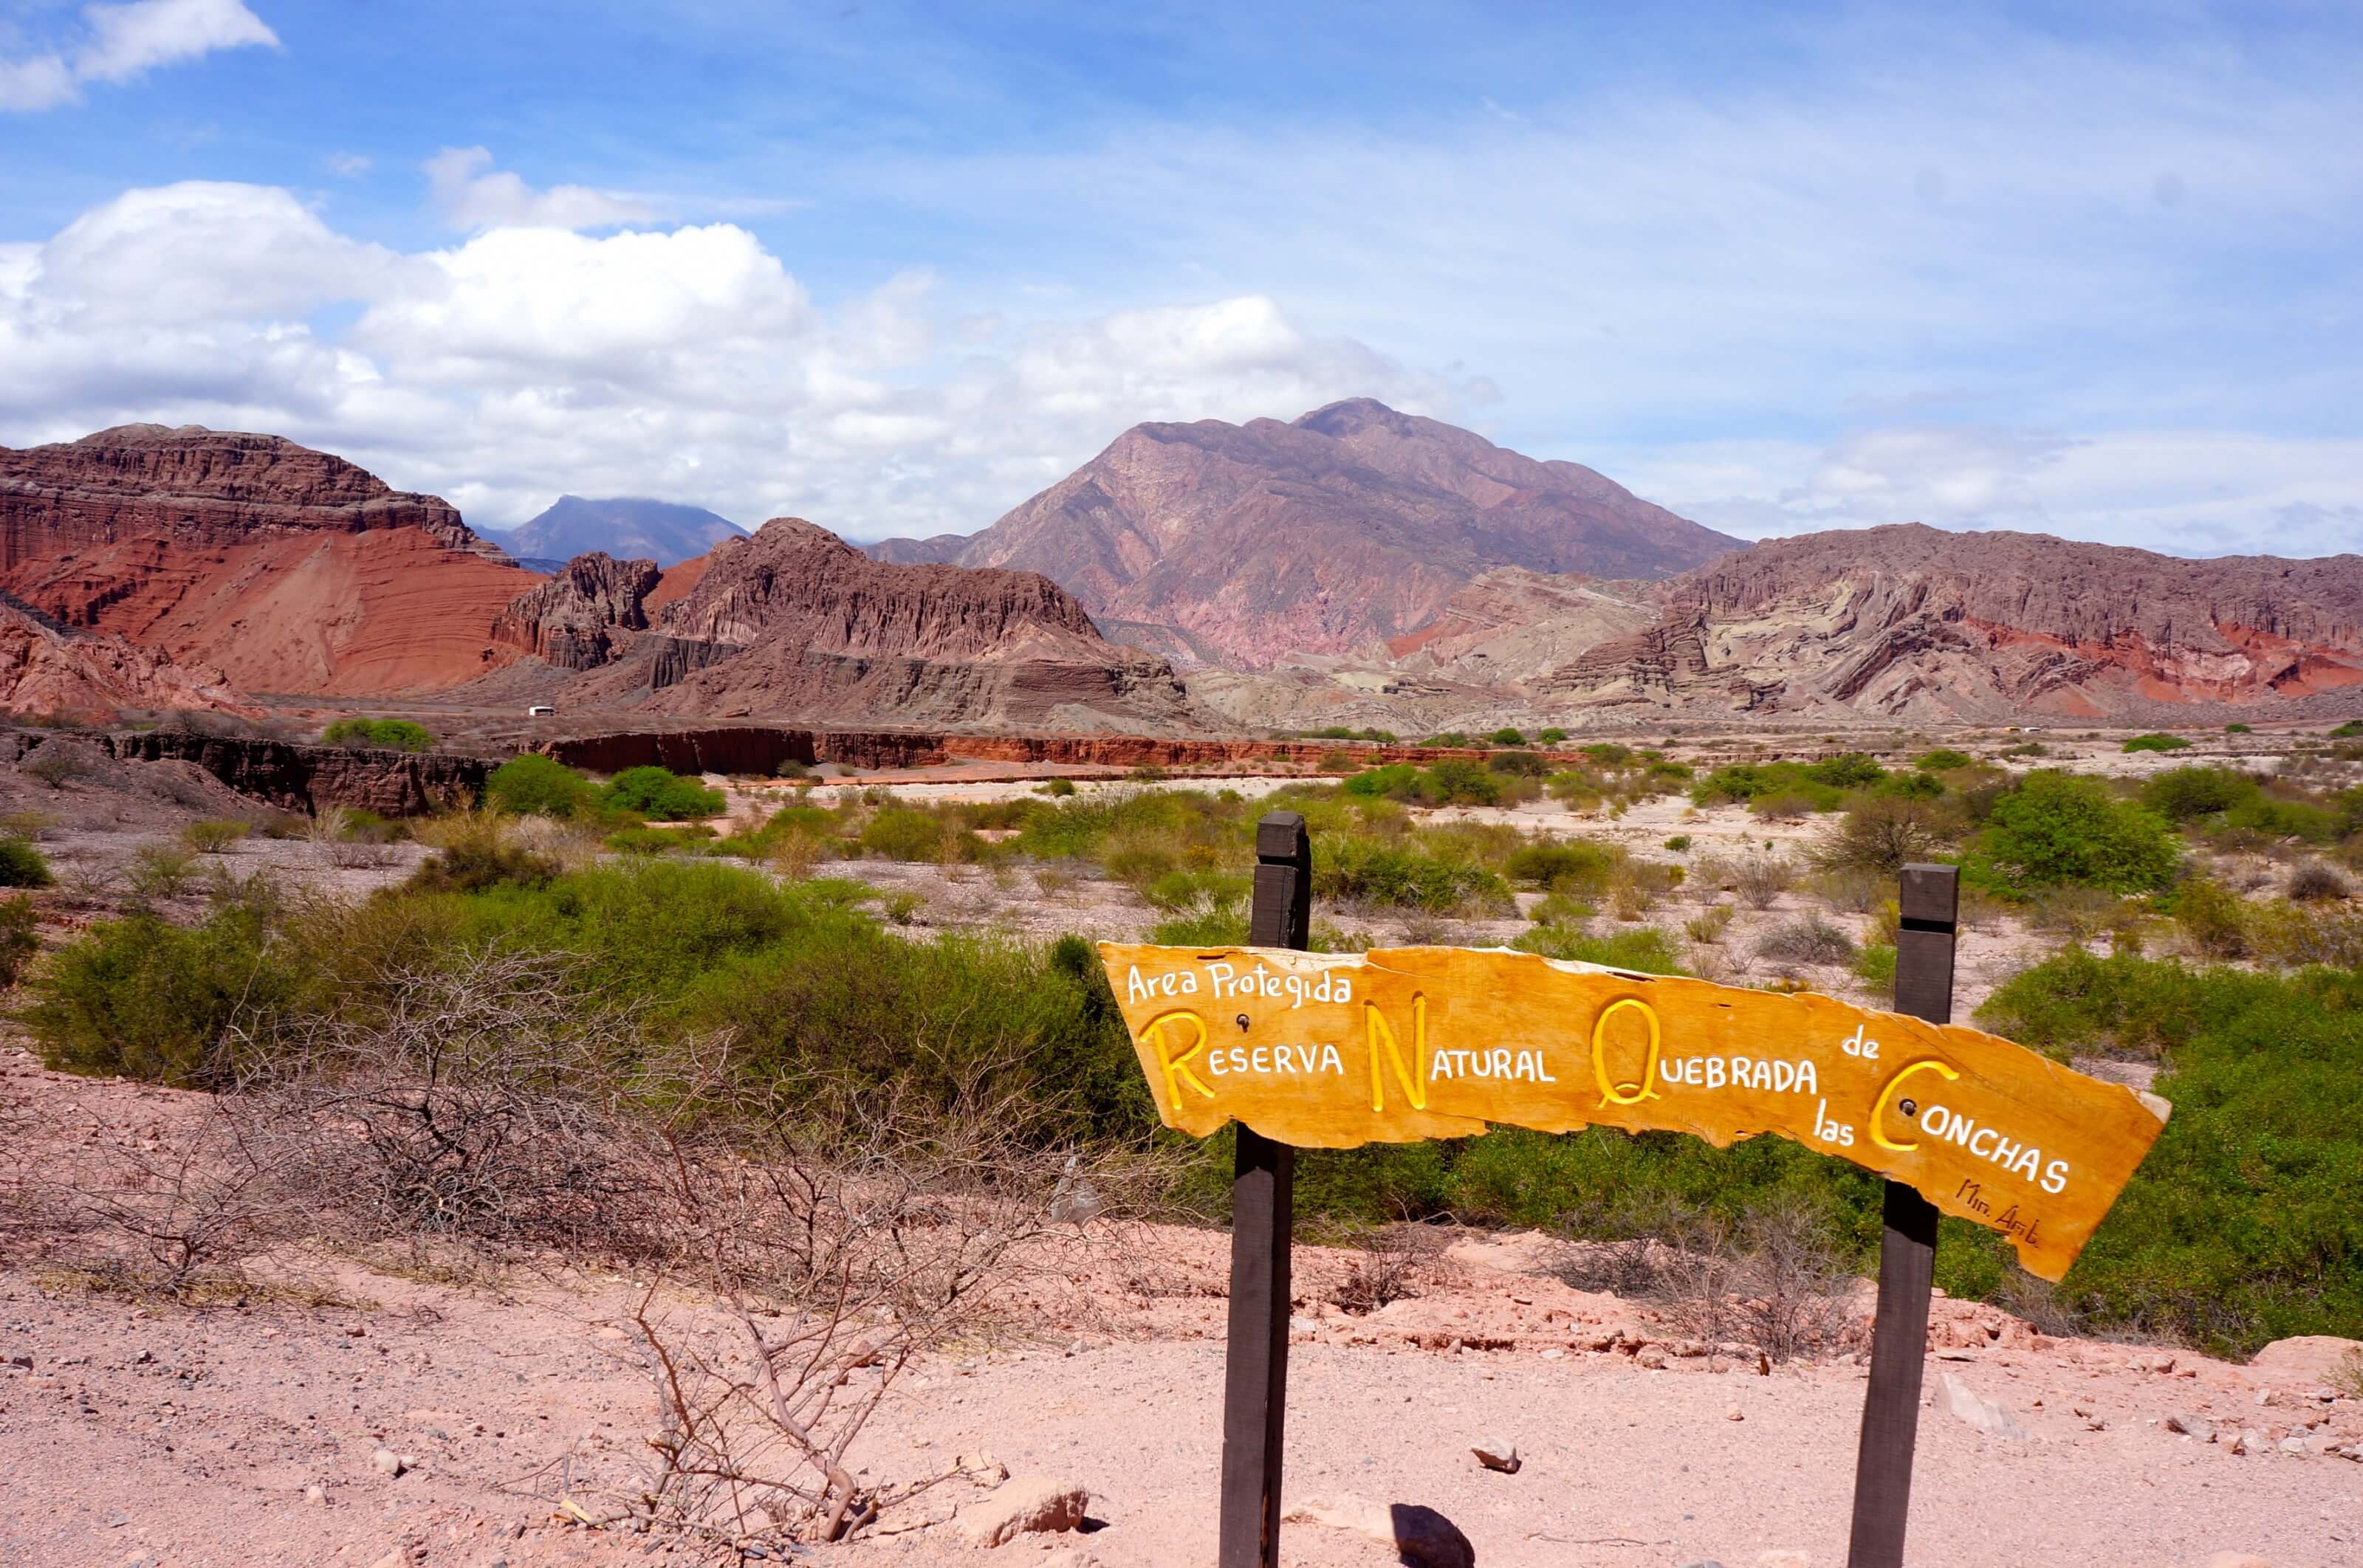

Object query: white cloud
[323,152,371,179]
[1605,427,2363,560]
[0,176,1469,540]
[0,0,275,111]
[425,147,659,233]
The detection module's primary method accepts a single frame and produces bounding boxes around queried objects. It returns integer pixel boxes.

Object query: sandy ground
[4,1048,2360,1568]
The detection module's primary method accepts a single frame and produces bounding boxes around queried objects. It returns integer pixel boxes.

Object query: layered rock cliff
[1549,524,2363,720]
[544,519,1201,731]
[865,399,1739,670]
[0,424,539,695]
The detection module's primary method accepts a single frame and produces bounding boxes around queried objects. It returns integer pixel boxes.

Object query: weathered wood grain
[1098,942,2169,1281]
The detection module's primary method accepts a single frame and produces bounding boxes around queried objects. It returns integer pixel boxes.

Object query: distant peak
[1292,397,1413,438]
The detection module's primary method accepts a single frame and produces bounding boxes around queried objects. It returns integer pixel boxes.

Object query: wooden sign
[1099,941,2168,1281]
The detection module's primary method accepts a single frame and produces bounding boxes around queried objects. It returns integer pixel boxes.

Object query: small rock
[2254,1388,2276,1407]
[1636,1347,1669,1370]
[957,1451,1009,1483]
[1938,1372,2026,1440]
[1724,1403,1745,1422]
[956,1475,1088,1548]
[2277,1435,2308,1454]
[304,1483,326,1505]
[1469,1437,1520,1474]
[1539,1348,1565,1360]
[1285,1495,1474,1568]
[2165,1412,2216,1441]
[1289,1316,1320,1335]
[371,1447,407,1477]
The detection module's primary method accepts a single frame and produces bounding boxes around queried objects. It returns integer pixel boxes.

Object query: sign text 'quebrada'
[1098,943,2169,1281]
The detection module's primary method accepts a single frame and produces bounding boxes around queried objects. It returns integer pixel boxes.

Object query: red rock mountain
[0,425,538,696]
[863,399,1739,670]
[0,594,255,721]
[512,520,1199,730]
[1553,524,2363,720]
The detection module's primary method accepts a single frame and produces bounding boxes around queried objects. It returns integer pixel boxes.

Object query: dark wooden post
[1845,862,1958,1568]
[1218,811,1311,1568]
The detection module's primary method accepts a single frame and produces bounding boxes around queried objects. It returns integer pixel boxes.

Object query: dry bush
[1328,1222,1446,1315]
[1732,853,1794,910]
[1808,797,1961,876]
[1682,904,1735,943]
[226,948,681,1264]
[1755,914,1856,967]
[2288,860,2353,902]
[617,1089,1148,1549]
[2335,1347,2363,1402]
[1559,1202,1855,1364]
[2248,903,2363,969]
[1810,867,1885,915]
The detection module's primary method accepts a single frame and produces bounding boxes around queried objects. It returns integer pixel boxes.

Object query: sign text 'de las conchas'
[1099,943,2169,1281]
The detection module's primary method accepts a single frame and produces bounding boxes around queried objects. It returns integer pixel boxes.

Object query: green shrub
[485,754,597,818]
[1961,770,2179,896]
[2122,732,2192,753]
[1487,750,1549,777]
[1663,835,1692,853]
[181,819,250,853]
[321,717,434,752]
[2330,721,2363,739]
[1488,728,1526,746]
[1037,778,1078,798]
[600,766,725,822]
[860,807,954,862]
[1504,839,1621,894]
[1810,796,1963,875]
[2224,723,2252,735]
[1853,941,1897,998]
[1537,727,1568,743]
[1580,742,1633,765]
[2141,766,2256,822]
[0,895,38,988]
[0,836,54,889]
[127,845,202,898]
[1915,748,1975,771]
[1511,925,1683,973]
[408,819,560,893]
[1421,732,1473,749]
[605,825,716,855]
[21,904,294,1088]
[1317,839,1509,913]
[1975,955,2363,1354]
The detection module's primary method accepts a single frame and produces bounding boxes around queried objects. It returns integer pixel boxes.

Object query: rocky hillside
[863,399,1738,670]
[1552,524,2363,721]
[510,520,1199,731]
[0,595,254,722]
[0,425,538,695]
[484,495,744,569]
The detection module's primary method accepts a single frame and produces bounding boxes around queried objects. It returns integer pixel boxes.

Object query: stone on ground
[1286,1493,1477,1568]
[956,1474,1088,1547]
[1938,1371,2026,1440]
[1469,1436,1520,1473]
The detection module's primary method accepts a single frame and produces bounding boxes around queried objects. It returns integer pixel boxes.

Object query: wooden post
[1218,811,1311,1568]
[1845,862,1958,1568]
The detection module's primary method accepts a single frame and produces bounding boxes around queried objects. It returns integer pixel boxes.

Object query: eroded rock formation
[552,519,1201,732]
[490,552,662,670]
[0,424,539,695]
[0,596,255,721]
[1550,524,2363,720]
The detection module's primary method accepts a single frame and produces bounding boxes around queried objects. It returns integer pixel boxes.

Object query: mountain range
[482,495,745,571]
[4,409,2360,730]
[865,399,1740,670]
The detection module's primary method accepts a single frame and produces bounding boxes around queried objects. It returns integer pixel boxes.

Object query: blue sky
[2,1,2359,555]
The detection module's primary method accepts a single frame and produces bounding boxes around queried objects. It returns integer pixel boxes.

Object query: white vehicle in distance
[526,704,556,717]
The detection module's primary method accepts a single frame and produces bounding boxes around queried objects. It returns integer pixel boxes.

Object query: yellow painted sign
[1099,943,2170,1281]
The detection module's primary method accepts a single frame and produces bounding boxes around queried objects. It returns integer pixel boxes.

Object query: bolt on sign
[1098,942,2169,1281]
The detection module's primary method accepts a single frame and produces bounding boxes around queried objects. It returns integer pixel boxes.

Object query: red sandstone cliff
[0,424,540,695]
[865,399,1739,670]
[0,597,255,722]
[1549,524,2363,720]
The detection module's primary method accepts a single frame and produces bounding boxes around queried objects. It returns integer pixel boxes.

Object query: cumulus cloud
[425,147,659,233]
[0,0,276,111]
[0,176,1472,539]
